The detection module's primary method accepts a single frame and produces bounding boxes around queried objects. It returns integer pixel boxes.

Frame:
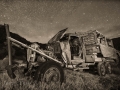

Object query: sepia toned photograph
[0,0,120,90]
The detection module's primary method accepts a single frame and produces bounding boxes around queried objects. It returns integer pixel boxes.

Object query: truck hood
[48,28,68,44]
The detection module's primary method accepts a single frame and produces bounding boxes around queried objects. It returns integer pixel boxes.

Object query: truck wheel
[105,62,112,74]
[34,61,64,86]
[97,62,106,76]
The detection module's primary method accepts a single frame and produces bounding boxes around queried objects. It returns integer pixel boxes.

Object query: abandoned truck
[48,28,120,76]
[0,24,119,84]
[0,24,64,85]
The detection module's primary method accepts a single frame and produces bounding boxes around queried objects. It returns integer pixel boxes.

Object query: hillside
[112,37,120,51]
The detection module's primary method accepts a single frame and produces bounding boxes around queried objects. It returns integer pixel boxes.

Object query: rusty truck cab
[47,28,120,76]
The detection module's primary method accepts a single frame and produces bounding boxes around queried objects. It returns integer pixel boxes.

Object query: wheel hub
[43,67,60,83]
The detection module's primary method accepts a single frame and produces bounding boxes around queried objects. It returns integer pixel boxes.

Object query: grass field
[0,66,120,90]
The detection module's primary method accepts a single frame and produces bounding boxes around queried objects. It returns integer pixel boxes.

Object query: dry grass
[0,67,120,90]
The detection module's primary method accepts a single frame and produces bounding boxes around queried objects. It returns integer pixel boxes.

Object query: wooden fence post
[5,24,12,65]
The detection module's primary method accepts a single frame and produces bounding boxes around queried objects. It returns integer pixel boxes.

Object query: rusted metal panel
[83,33,96,45]
[100,44,117,59]
[85,55,95,62]
[48,28,67,44]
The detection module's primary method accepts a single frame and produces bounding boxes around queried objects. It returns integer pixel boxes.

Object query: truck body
[48,29,120,76]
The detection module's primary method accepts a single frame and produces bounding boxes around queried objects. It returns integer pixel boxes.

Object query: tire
[105,62,112,74]
[97,62,106,76]
[34,61,64,85]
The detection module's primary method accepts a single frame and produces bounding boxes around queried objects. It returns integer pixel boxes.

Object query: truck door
[70,36,80,59]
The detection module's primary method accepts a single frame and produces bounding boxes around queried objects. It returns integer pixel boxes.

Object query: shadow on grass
[111,63,120,75]
[83,63,120,76]
[83,69,98,76]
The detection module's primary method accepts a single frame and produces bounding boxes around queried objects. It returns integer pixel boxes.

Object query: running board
[66,65,89,70]
[66,62,95,70]
[74,67,89,71]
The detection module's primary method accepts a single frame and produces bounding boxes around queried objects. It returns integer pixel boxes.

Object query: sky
[0,0,120,43]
